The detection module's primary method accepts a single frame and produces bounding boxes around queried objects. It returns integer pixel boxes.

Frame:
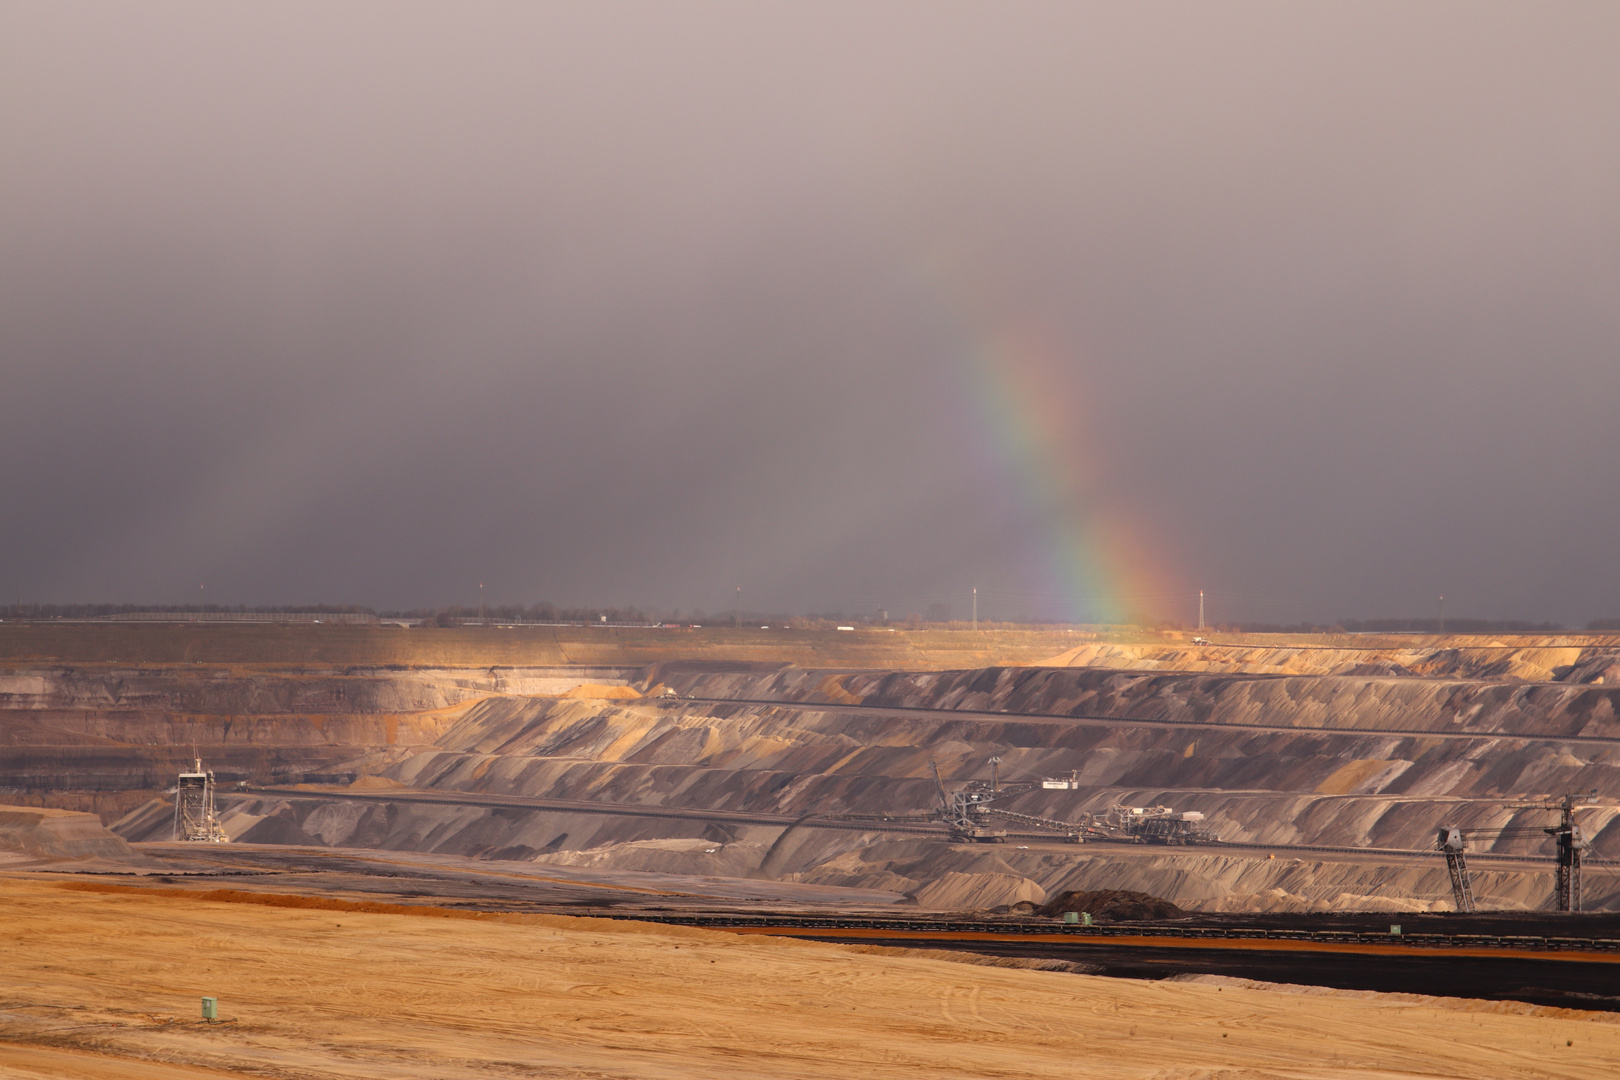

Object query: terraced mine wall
[673,662,1620,744]
[7,627,1618,913]
[1042,638,1620,683]
[0,622,1118,823]
[0,666,621,820]
[98,657,1620,913]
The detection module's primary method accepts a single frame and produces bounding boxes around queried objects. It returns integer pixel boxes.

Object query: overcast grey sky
[3,3,1618,625]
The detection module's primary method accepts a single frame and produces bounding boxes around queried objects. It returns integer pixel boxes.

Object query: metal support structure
[1436,826,1475,913]
[1553,826,1584,913]
[987,807,1084,842]
[929,759,1007,842]
[928,760,950,811]
[173,757,228,843]
[1544,791,1595,913]
[1445,789,1599,914]
[944,788,1006,842]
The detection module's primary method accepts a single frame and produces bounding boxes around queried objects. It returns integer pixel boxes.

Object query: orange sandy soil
[0,878,1615,1080]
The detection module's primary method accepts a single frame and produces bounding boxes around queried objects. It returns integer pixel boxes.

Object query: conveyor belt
[236,786,1553,865]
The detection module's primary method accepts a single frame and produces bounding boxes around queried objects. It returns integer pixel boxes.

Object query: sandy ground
[0,878,1616,1079]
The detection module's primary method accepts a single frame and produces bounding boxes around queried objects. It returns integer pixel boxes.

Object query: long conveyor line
[240,786,1564,867]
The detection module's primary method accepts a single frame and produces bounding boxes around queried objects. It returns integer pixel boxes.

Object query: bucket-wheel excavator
[928,758,1097,844]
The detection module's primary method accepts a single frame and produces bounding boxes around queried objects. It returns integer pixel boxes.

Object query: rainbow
[918,260,1180,624]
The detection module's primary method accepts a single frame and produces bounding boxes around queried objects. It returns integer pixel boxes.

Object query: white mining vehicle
[1105,804,1219,845]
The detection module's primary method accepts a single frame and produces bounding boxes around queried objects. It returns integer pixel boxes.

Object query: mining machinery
[928,759,1093,843]
[929,759,1009,842]
[1544,790,1599,913]
[924,759,1224,846]
[1435,789,1600,913]
[1105,804,1220,845]
[1436,825,1476,913]
[173,756,229,843]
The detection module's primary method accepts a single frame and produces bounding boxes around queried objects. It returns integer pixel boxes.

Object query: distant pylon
[1198,590,1204,632]
[972,586,977,631]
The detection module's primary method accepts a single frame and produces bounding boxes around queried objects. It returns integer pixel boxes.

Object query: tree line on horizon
[2,602,1617,634]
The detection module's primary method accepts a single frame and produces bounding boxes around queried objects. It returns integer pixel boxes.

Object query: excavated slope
[5,627,1616,912]
[1042,638,1620,683]
[108,661,1620,912]
[0,805,162,869]
[1,667,470,820]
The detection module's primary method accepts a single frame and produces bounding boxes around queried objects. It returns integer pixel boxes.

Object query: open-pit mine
[3,622,1619,1078]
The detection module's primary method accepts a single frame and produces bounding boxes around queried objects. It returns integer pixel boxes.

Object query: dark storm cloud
[3,2,1618,624]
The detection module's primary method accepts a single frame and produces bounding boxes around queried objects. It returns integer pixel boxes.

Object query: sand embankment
[0,877,1613,1079]
[0,805,163,870]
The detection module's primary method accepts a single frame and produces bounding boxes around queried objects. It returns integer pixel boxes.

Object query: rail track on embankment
[610,910,1620,956]
[679,694,1620,746]
[597,911,1620,1010]
[237,786,1556,866]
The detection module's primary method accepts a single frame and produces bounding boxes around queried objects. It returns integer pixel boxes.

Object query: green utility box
[1062,911,1093,926]
[1389,925,1402,936]
[201,997,218,1021]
